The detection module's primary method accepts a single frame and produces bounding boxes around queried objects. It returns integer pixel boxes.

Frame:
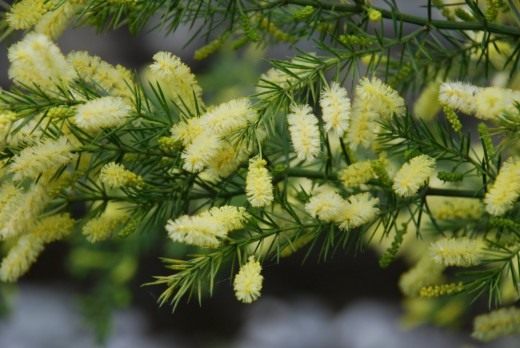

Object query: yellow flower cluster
[485,159,520,216]
[320,82,351,136]
[9,137,76,181]
[35,0,84,39]
[0,213,75,282]
[67,51,135,99]
[178,98,257,176]
[99,162,143,189]
[8,33,76,90]
[428,197,483,220]
[413,81,441,121]
[146,51,204,113]
[439,81,479,115]
[287,104,321,161]
[74,96,132,132]
[430,237,484,267]
[246,157,274,207]
[472,307,520,342]
[166,206,249,248]
[393,155,436,197]
[82,203,129,242]
[348,77,404,149]
[233,256,263,303]
[5,0,50,30]
[306,187,379,230]
[339,160,377,188]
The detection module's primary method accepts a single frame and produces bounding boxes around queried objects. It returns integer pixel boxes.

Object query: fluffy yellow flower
[35,1,83,39]
[430,237,484,267]
[0,234,44,282]
[320,82,351,136]
[99,162,143,189]
[336,192,380,230]
[472,307,520,342]
[75,96,132,132]
[427,197,483,220]
[439,81,479,115]
[204,142,249,179]
[233,256,263,303]
[287,104,321,161]
[9,137,76,181]
[339,161,377,188]
[166,206,248,248]
[31,213,75,243]
[201,98,257,135]
[346,104,379,149]
[305,187,345,222]
[8,33,76,90]
[413,81,441,121]
[5,0,50,30]
[474,87,520,120]
[485,159,520,216]
[67,51,134,99]
[82,203,129,242]
[393,155,436,197]
[246,157,274,207]
[181,134,221,172]
[170,118,204,146]
[146,51,204,113]
[355,77,406,118]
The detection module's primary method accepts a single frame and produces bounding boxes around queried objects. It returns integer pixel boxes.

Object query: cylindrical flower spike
[287,104,321,161]
[246,157,274,207]
[233,256,263,303]
[393,155,436,197]
[320,82,351,136]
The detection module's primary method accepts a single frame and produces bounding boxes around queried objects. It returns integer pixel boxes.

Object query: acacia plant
[1,0,520,342]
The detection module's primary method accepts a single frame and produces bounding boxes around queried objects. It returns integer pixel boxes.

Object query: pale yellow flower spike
[339,160,376,188]
[8,33,76,90]
[430,237,484,267]
[234,256,263,303]
[246,157,274,207]
[438,81,479,115]
[287,104,321,161]
[82,203,129,242]
[99,162,143,189]
[472,307,520,342]
[31,213,75,244]
[393,155,436,197]
[485,159,520,216]
[74,96,132,132]
[320,82,351,136]
[9,137,76,181]
[35,1,84,40]
[337,192,380,230]
[5,0,50,30]
[355,77,406,118]
[166,206,248,248]
[0,234,44,282]
[305,187,345,223]
[146,51,204,113]
[413,81,441,121]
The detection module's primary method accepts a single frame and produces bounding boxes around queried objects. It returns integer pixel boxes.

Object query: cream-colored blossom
[5,0,49,30]
[413,81,441,121]
[287,104,321,161]
[8,33,76,89]
[472,307,520,342]
[427,197,483,220]
[430,237,484,267]
[355,77,406,118]
[393,155,436,197]
[485,159,520,216]
[31,213,75,244]
[339,161,377,188]
[305,187,345,222]
[399,255,445,297]
[67,51,134,99]
[246,157,274,207]
[9,137,76,181]
[170,118,204,146]
[336,192,380,230]
[346,104,379,149]
[320,82,351,136]
[99,162,143,189]
[200,98,257,136]
[35,1,83,39]
[75,96,132,132]
[146,51,204,113]
[475,87,520,120]
[0,234,44,282]
[233,256,263,303]
[181,134,221,172]
[166,205,248,248]
[82,203,129,242]
[439,81,479,114]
